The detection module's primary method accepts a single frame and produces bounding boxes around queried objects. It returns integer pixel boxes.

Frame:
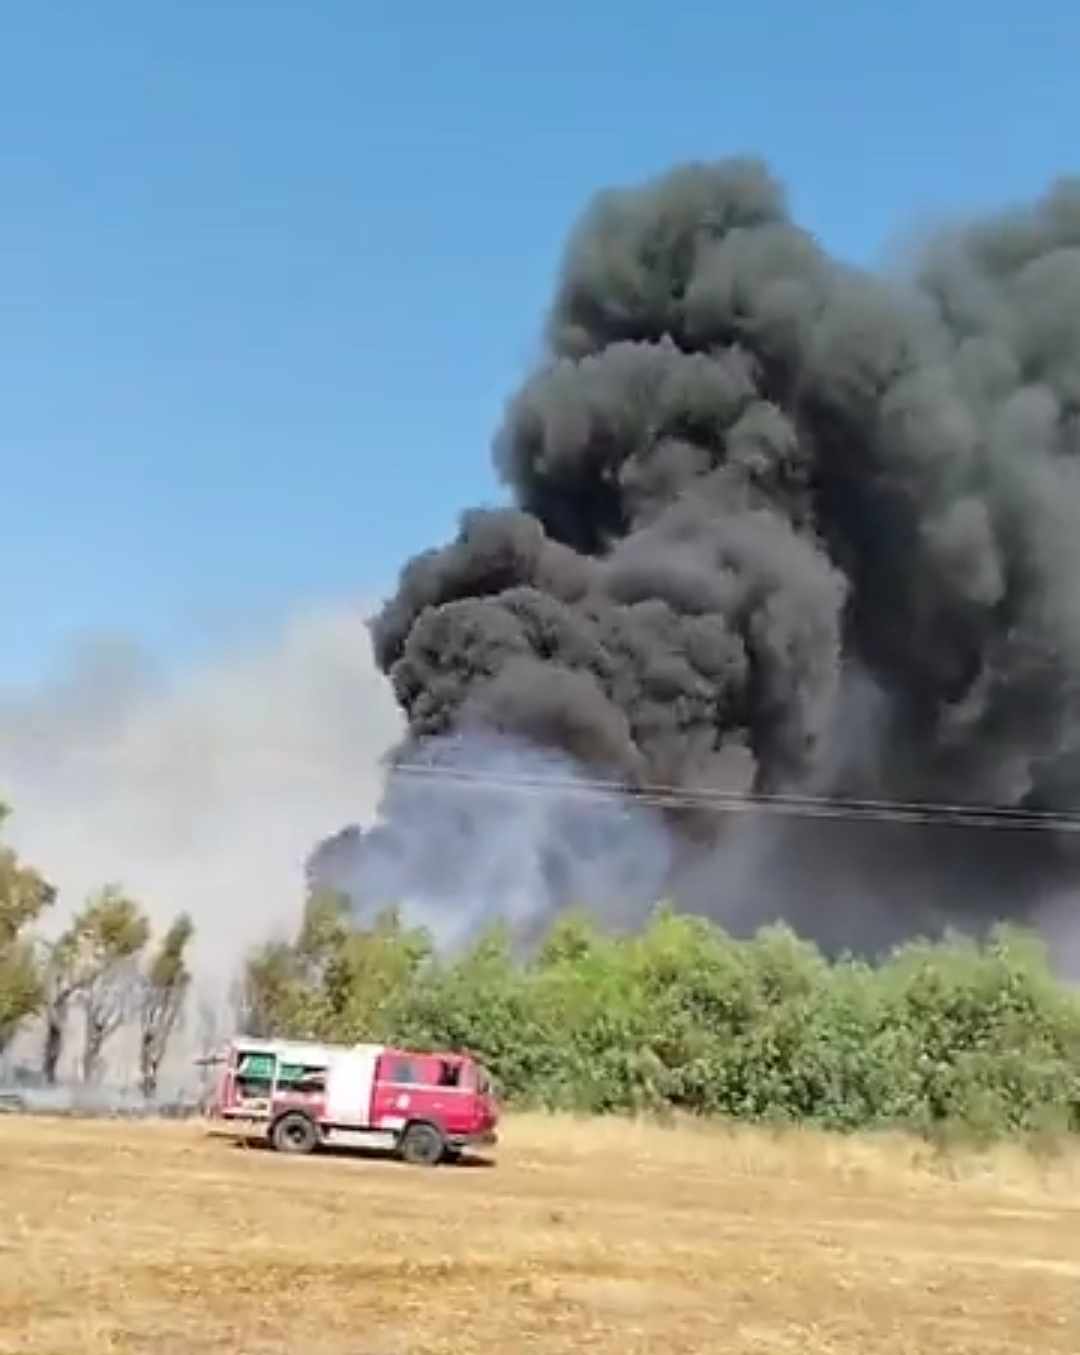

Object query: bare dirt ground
[0,1113,1078,1354]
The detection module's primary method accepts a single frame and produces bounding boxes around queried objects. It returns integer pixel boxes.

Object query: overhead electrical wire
[387,761,1080,834]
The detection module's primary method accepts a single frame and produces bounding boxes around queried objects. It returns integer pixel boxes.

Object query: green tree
[42,886,150,1084]
[233,890,352,1038]
[0,940,48,1059]
[236,939,308,1037]
[0,803,55,1056]
[138,913,195,1098]
[318,905,432,1042]
[296,888,351,970]
[236,893,432,1043]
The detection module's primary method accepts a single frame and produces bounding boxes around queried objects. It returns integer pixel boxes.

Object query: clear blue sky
[2,1,1076,684]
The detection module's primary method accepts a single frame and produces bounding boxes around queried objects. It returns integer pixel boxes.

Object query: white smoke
[315,728,676,952]
[0,601,403,986]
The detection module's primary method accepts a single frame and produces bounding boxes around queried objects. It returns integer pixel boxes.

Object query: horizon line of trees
[6,790,1080,1141]
[0,801,194,1096]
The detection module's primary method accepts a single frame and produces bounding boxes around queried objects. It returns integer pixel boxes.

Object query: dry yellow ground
[0,1114,1078,1354]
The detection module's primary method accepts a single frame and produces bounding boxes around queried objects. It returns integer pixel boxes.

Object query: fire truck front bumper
[449,1130,498,1150]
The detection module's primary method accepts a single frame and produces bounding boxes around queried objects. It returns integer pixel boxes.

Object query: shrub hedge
[239,894,1080,1140]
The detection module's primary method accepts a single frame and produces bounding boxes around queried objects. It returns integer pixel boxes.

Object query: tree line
[0,802,193,1096]
[6,789,1080,1138]
[240,889,1080,1142]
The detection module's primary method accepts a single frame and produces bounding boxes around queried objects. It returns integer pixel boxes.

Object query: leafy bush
[240,895,1080,1141]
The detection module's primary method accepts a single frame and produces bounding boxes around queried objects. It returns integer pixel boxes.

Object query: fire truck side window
[389,1059,416,1084]
[438,1061,461,1087]
[278,1062,326,1092]
[236,1052,274,1096]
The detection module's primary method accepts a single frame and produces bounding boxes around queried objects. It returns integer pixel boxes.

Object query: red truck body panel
[371,1048,498,1140]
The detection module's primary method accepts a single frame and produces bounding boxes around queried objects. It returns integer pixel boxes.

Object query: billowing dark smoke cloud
[315,157,1080,951]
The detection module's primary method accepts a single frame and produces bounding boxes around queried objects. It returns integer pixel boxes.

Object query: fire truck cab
[208,1037,498,1166]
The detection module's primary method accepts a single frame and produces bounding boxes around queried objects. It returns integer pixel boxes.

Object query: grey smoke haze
[314,157,1080,952]
[313,730,673,951]
[0,604,401,982]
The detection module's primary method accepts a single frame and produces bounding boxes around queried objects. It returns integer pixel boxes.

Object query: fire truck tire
[270,1111,319,1155]
[399,1121,446,1166]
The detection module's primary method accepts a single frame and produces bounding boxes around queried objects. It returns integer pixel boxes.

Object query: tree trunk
[82,1015,106,1085]
[43,1005,65,1085]
[139,1029,160,1100]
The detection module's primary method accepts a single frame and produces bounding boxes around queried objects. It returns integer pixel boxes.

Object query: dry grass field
[0,1114,1078,1355]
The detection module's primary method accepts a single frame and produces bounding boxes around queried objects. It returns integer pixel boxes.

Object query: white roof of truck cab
[231,1037,385,1067]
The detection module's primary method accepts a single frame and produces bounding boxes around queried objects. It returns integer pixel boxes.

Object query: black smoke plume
[313,158,1080,953]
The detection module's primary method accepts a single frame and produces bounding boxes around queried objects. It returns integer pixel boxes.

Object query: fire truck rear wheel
[399,1121,445,1166]
[271,1111,319,1155]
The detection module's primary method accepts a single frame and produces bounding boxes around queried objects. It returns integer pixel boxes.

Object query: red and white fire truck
[206,1037,499,1166]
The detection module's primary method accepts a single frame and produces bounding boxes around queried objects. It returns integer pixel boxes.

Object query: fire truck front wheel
[399,1121,446,1166]
[270,1110,319,1155]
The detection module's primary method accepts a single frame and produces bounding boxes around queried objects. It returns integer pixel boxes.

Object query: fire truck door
[325,1046,379,1126]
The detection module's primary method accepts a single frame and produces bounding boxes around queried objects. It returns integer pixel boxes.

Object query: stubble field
[0,1113,1077,1354]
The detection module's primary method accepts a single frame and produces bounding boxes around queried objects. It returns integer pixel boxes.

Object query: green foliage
[237,939,310,1038]
[146,912,195,991]
[42,884,152,1084]
[237,891,431,1044]
[69,885,151,969]
[69,886,152,1083]
[0,938,46,1055]
[0,802,55,1053]
[239,900,1080,1141]
[0,797,195,1084]
[139,912,196,1097]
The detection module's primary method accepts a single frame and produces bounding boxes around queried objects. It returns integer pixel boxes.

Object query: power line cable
[386,761,1080,834]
